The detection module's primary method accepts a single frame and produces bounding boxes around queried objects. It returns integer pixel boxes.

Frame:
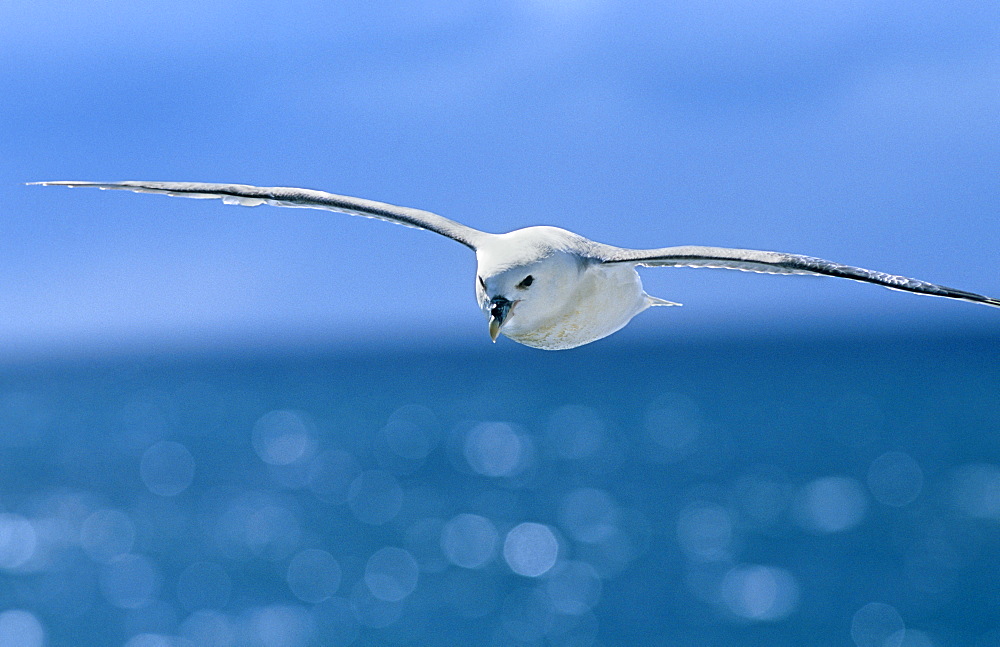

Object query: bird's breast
[502,265,650,350]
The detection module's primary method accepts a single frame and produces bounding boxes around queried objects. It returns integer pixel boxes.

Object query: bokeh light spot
[100,554,161,609]
[348,470,403,525]
[558,488,619,544]
[0,610,45,647]
[503,523,559,577]
[464,422,528,478]
[867,451,923,507]
[382,404,440,460]
[248,604,316,647]
[795,476,867,534]
[0,514,37,569]
[286,548,342,603]
[245,503,301,561]
[365,547,419,602]
[720,565,800,621]
[440,513,498,569]
[140,441,196,497]
[252,410,314,466]
[545,560,603,614]
[677,502,734,562]
[951,463,1000,519]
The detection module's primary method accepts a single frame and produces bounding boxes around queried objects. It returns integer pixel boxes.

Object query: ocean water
[0,332,998,647]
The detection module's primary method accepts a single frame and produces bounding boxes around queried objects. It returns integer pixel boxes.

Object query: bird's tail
[646,295,681,307]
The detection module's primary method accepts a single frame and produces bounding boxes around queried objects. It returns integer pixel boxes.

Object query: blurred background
[1,1,998,645]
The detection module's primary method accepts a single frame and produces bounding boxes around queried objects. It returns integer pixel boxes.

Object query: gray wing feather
[30,181,487,250]
[599,244,1000,308]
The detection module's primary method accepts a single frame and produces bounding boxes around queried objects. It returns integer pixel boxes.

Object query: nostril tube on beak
[489,297,512,315]
[488,297,513,342]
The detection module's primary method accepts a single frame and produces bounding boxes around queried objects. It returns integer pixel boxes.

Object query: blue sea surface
[0,333,998,646]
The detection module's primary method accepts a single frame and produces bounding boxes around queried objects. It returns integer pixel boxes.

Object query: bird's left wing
[30,181,487,250]
[598,244,1000,308]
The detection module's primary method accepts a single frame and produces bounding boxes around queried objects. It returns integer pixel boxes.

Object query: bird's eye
[517,275,534,289]
[478,276,486,290]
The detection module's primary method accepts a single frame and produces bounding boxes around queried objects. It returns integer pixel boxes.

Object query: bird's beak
[488,297,513,343]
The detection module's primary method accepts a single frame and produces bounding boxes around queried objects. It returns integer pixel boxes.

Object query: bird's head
[475,227,593,343]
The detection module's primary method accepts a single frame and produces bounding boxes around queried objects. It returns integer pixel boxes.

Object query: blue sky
[3,0,998,355]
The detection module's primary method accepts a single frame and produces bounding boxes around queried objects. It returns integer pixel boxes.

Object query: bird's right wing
[31,181,488,250]
[598,244,1000,308]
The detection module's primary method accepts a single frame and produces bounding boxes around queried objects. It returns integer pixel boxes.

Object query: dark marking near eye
[517,275,534,289]
[478,276,486,290]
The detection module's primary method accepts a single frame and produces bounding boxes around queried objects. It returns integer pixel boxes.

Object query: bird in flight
[32,181,999,350]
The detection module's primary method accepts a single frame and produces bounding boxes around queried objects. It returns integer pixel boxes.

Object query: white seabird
[31,181,1000,350]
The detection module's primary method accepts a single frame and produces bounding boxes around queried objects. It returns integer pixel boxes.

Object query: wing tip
[27,181,98,187]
